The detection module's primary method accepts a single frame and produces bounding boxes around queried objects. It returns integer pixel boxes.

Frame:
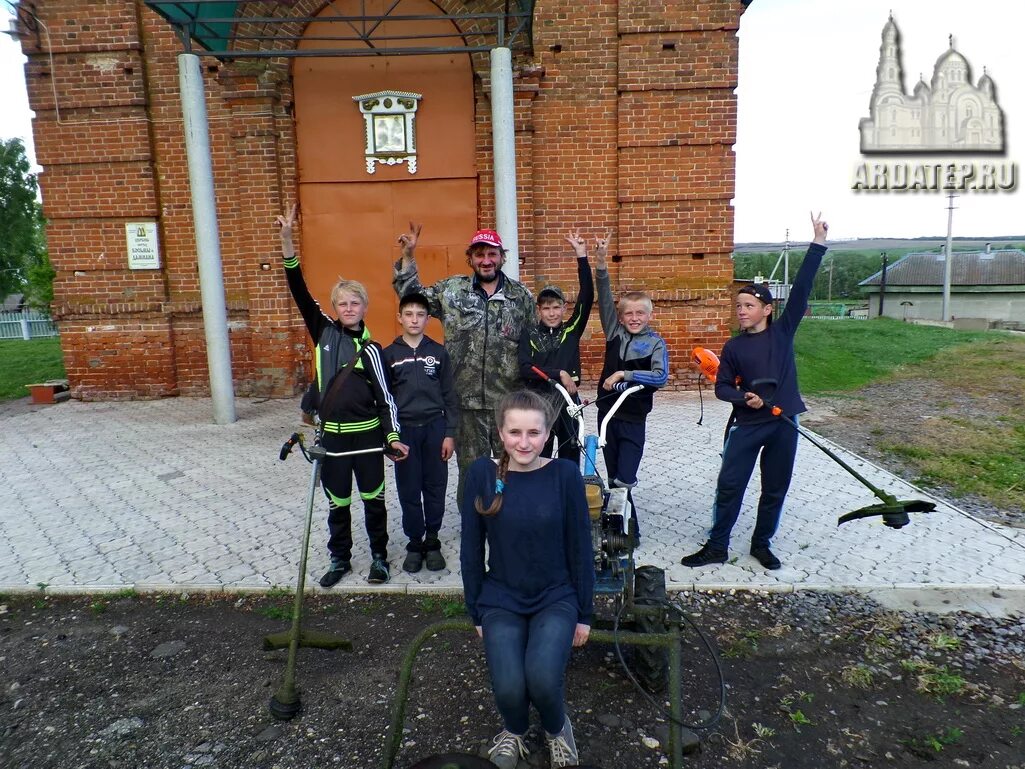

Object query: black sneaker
[318,558,351,588]
[402,550,424,573]
[750,545,782,570]
[367,558,390,584]
[424,549,446,571]
[680,543,727,568]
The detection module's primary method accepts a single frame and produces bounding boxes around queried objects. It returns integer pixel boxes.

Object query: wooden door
[293,0,477,342]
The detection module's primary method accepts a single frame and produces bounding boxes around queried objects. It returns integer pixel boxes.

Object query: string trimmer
[267,432,397,720]
[691,348,935,529]
[752,379,935,528]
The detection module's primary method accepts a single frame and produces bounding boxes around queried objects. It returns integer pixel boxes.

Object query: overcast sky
[2,0,1022,243]
[735,0,1024,242]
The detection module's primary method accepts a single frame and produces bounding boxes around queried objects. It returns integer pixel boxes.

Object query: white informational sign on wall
[126,222,161,270]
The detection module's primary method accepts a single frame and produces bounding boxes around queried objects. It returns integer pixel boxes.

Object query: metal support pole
[490,45,519,279]
[942,192,956,321]
[178,53,236,424]
[878,252,888,318]
[668,634,684,768]
[384,619,692,769]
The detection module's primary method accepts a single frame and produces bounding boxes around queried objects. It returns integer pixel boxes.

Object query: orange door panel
[292,0,478,345]
[297,179,477,342]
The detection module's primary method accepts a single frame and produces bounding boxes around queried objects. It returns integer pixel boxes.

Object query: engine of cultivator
[582,436,636,597]
[579,435,675,696]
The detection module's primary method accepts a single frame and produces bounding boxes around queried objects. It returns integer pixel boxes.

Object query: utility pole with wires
[757,229,793,307]
[941,191,957,321]
[878,251,888,317]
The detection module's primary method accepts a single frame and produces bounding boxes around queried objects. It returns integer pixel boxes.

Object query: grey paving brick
[1,394,1023,600]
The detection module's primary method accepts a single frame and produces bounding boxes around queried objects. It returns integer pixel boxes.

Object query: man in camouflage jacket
[393,225,535,505]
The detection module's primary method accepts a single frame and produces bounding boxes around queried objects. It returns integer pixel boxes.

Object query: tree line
[0,137,52,309]
[735,247,979,303]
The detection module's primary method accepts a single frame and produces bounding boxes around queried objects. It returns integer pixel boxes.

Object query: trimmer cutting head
[838,499,936,528]
[269,692,302,720]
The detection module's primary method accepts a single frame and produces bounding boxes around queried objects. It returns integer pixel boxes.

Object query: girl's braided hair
[475,390,555,516]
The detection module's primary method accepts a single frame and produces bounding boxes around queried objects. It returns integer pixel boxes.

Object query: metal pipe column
[178,52,237,424]
[490,46,520,279]
[941,192,956,321]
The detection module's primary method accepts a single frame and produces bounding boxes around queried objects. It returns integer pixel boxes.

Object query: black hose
[696,377,706,426]
[611,596,727,732]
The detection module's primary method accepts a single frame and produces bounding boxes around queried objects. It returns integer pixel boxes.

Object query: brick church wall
[20,0,746,399]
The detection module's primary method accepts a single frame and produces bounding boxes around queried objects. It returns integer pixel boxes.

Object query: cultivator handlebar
[279,432,303,461]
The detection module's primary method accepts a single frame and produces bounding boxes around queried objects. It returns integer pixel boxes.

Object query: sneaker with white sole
[546,715,579,768]
[487,729,528,769]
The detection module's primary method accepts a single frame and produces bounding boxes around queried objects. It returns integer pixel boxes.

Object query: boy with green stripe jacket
[277,205,409,588]
[518,231,595,469]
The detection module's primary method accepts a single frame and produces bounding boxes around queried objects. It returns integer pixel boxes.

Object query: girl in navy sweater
[460,390,594,768]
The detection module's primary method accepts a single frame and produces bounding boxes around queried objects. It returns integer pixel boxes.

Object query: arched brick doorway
[293,0,478,341]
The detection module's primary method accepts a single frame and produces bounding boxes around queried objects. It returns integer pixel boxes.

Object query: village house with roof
[859,244,1025,329]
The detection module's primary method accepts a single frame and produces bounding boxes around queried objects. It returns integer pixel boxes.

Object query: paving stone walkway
[2,394,1023,603]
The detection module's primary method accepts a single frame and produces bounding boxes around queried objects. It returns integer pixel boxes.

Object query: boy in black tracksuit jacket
[594,234,669,538]
[681,213,829,571]
[518,231,595,470]
[382,292,459,574]
[277,205,408,588]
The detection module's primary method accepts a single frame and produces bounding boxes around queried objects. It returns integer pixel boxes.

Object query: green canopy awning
[145,1,535,59]
[147,2,237,54]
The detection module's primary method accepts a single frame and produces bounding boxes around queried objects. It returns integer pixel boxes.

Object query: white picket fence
[0,310,59,340]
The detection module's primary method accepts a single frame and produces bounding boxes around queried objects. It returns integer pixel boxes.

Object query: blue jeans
[481,600,577,735]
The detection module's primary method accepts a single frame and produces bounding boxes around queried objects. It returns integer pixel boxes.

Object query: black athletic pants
[320,430,388,562]
[394,416,448,551]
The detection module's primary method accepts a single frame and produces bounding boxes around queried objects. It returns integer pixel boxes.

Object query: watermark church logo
[853,15,1015,193]
[859,15,1003,153]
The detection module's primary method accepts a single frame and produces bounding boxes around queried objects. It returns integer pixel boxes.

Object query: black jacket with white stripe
[284,260,400,444]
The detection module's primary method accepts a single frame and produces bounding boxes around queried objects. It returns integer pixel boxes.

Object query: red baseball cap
[468,229,504,250]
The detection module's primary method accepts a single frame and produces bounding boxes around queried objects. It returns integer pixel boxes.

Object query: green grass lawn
[794,317,990,395]
[0,337,66,401]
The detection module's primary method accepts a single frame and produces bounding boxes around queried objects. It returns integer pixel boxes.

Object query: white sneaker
[488,729,528,769]
[546,716,579,768]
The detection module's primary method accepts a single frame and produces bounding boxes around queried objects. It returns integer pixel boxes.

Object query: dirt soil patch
[2,591,1024,769]
[804,355,1025,529]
